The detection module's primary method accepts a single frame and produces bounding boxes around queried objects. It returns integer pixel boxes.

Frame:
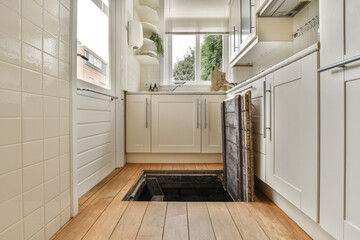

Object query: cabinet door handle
[204,99,207,128]
[263,81,266,139]
[197,99,200,128]
[265,83,271,140]
[233,26,239,50]
[145,98,148,128]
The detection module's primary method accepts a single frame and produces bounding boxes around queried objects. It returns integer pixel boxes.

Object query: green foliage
[200,35,223,81]
[172,47,195,81]
[150,32,164,56]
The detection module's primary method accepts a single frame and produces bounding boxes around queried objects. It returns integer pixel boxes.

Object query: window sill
[159,84,212,92]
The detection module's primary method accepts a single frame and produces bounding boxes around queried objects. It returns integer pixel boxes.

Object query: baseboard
[126,153,222,163]
[255,178,335,240]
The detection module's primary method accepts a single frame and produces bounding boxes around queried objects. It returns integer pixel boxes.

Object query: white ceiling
[165,0,229,19]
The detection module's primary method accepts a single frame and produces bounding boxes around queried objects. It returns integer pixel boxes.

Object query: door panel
[344,80,360,239]
[152,95,201,153]
[126,95,151,152]
[345,0,360,59]
[202,95,225,153]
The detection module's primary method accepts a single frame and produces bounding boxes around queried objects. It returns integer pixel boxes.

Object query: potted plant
[150,32,164,56]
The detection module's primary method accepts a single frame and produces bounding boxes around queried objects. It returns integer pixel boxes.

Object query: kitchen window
[166,34,225,85]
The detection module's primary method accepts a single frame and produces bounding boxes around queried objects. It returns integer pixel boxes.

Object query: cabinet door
[229,0,240,59]
[202,95,225,153]
[152,95,201,153]
[267,53,318,221]
[345,0,360,59]
[344,80,360,239]
[319,0,344,67]
[126,95,151,152]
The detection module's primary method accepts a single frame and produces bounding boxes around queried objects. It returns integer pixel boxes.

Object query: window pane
[172,35,196,81]
[77,0,110,89]
[200,35,223,81]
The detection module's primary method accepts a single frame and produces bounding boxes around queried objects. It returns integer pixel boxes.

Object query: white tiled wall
[140,64,160,91]
[127,46,141,91]
[0,0,71,239]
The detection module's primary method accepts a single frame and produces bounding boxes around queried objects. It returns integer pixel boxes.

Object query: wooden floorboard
[52,163,310,240]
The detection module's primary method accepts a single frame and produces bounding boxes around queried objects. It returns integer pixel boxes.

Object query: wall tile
[22,18,42,50]
[0,118,21,145]
[22,118,43,142]
[0,220,23,240]
[44,117,59,139]
[29,229,45,240]
[0,0,20,13]
[60,207,70,226]
[22,140,43,167]
[45,216,60,240]
[0,61,21,91]
[0,170,22,205]
[59,0,70,10]
[59,154,69,174]
[44,176,59,203]
[0,144,21,175]
[0,33,21,65]
[22,0,42,28]
[0,89,21,117]
[43,12,59,37]
[0,195,22,232]
[23,163,43,192]
[59,41,69,63]
[59,171,69,193]
[43,31,58,58]
[22,68,42,94]
[22,93,43,117]
[58,60,69,81]
[58,79,69,98]
[59,190,69,211]
[44,157,59,182]
[44,0,59,18]
[43,75,58,97]
[43,137,59,160]
[43,96,59,117]
[59,136,69,155]
[59,5,69,43]
[24,206,44,240]
[59,99,69,117]
[22,43,42,72]
[0,4,21,39]
[59,117,69,136]
[43,53,58,77]
[44,196,60,224]
[23,184,44,216]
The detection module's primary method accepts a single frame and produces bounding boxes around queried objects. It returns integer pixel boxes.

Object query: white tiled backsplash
[0,0,71,239]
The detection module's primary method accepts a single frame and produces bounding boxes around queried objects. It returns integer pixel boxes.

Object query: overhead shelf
[135,55,159,65]
[139,0,159,10]
[142,22,158,38]
[135,5,158,26]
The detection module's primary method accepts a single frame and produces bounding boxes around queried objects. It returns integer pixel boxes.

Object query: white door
[74,0,117,198]
[266,53,318,221]
[126,95,151,152]
[151,95,201,153]
[201,95,225,153]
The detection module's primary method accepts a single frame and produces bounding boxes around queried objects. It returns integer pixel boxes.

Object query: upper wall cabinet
[228,0,293,66]
[266,52,319,222]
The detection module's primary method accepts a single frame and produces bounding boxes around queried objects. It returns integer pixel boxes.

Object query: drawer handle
[145,98,148,128]
[317,54,360,72]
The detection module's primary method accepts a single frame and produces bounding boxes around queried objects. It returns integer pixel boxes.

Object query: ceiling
[165,0,230,19]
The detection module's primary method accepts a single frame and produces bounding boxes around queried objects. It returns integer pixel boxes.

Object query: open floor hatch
[123,171,233,202]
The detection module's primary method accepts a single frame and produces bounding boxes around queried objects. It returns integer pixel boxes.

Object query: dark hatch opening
[123,170,233,202]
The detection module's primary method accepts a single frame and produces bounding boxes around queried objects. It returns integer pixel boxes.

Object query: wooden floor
[51,164,311,240]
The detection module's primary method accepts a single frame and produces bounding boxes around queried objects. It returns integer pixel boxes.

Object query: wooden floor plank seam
[204,202,217,240]
[160,202,168,240]
[225,202,246,240]
[134,202,150,240]
[185,202,190,240]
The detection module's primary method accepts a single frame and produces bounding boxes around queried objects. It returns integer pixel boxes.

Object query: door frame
[70,0,127,216]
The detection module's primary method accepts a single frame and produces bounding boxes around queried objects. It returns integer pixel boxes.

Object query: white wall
[0,0,72,239]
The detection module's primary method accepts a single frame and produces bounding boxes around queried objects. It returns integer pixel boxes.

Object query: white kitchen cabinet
[126,95,151,152]
[201,95,225,153]
[319,0,360,239]
[229,0,241,60]
[151,95,201,153]
[265,52,318,221]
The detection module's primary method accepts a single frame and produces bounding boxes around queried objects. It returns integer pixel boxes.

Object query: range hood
[259,0,310,17]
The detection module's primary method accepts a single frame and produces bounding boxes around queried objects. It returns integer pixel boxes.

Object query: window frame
[164,34,227,86]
